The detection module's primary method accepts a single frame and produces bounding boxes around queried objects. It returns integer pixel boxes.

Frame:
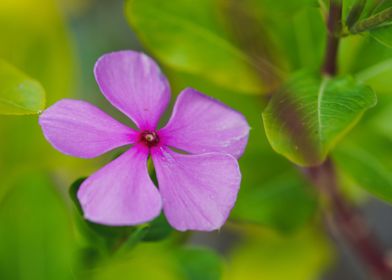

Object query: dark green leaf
[176,247,223,280]
[0,59,45,115]
[114,225,150,256]
[345,0,366,28]
[142,213,173,242]
[262,72,377,166]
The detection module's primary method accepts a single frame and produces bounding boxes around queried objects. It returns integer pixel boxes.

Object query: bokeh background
[0,0,391,279]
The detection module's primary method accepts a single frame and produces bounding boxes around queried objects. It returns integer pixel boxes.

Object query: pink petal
[39,99,137,158]
[159,88,250,158]
[152,147,241,231]
[78,146,162,226]
[94,51,170,130]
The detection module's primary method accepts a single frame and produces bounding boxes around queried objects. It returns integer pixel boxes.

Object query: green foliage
[232,172,317,232]
[177,247,223,280]
[0,59,45,115]
[0,173,76,280]
[89,243,223,280]
[340,35,392,94]
[334,99,392,203]
[335,136,392,203]
[252,3,326,71]
[224,228,332,280]
[371,26,392,49]
[0,0,81,179]
[262,72,376,166]
[125,0,262,94]
[2,0,392,279]
[344,0,392,48]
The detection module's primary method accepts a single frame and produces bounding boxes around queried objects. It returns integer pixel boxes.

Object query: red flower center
[140,130,160,147]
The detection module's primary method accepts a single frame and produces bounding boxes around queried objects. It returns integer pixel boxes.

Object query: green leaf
[371,101,392,141]
[262,72,377,166]
[0,172,76,280]
[223,228,332,280]
[0,0,78,178]
[371,25,392,49]
[340,35,392,94]
[231,172,317,232]
[142,213,174,242]
[90,243,222,280]
[257,5,326,72]
[176,247,223,280]
[0,59,45,115]
[125,0,262,94]
[334,105,392,203]
[91,243,182,280]
[335,141,392,203]
[252,0,317,14]
[345,0,366,28]
[344,0,391,23]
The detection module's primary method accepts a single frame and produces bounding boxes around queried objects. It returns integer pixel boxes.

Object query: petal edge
[94,51,170,130]
[152,147,241,231]
[160,88,250,158]
[78,146,162,226]
[39,99,136,158]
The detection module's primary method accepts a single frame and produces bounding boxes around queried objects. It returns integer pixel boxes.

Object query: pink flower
[39,51,250,231]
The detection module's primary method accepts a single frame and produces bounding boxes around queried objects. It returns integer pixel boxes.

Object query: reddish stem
[322,0,342,76]
[306,159,392,279]
[311,1,392,278]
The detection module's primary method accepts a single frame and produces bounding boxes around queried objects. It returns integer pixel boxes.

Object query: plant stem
[314,1,392,278]
[305,159,392,279]
[322,0,342,76]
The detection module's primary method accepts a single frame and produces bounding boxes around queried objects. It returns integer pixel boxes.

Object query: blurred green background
[0,0,391,279]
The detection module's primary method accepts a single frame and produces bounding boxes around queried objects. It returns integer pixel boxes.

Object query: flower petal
[78,146,162,226]
[152,147,241,231]
[39,99,137,158]
[94,51,170,130]
[160,88,250,158]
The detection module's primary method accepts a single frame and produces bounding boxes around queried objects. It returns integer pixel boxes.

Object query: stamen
[140,130,160,147]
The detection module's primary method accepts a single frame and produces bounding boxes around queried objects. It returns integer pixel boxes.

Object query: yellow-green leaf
[0,59,45,115]
[125,0,262,94]
[224,228,332,280]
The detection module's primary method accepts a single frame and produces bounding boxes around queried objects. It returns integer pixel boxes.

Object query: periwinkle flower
[39,51,250,231]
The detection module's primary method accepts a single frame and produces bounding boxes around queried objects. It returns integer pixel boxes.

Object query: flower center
[140,130,160,147]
